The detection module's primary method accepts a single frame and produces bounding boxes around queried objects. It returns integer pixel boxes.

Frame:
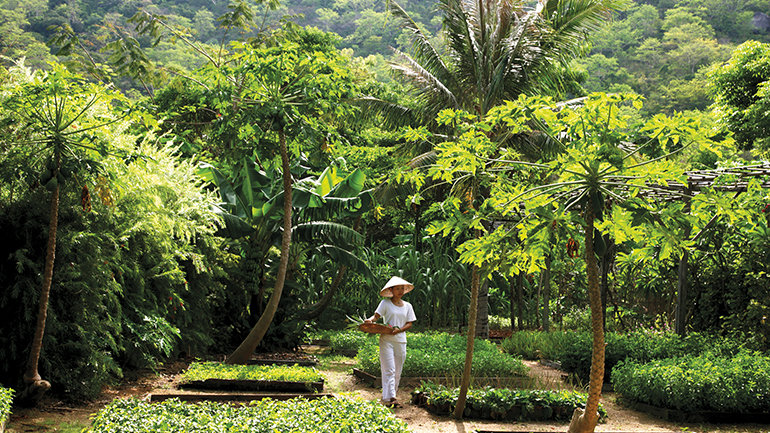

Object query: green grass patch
[357,332,528,377]
[412,382,607,422]
[181,362,326,383]
[612,351,770,413]
[86,397,410,433]
[0,386,13,426]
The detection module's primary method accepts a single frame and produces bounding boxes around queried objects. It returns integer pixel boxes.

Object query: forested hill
[3,0,770,111]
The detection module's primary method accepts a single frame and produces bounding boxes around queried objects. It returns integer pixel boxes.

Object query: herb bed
[0,387,12,433]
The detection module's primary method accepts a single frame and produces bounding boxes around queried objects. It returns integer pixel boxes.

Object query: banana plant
[199,158,374,324]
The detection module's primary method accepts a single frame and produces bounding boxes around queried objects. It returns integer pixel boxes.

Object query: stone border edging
[179,378,324,393]
[148,392,334,403]
[624,400,769,423]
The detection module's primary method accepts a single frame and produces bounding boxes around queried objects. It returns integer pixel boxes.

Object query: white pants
[379,337,406,402]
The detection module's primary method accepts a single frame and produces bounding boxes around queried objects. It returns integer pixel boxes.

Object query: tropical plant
[419,92,719,431]
[0,386,13,426]
[1,63,130,404]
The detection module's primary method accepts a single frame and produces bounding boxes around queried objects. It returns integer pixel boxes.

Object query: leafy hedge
[0,386,13,426]
[357,332,527,377]
[503,330,752,383]
[412,382,607,422]
[86,397,410,433]
[612,351,770,413]
[181,362,325,383]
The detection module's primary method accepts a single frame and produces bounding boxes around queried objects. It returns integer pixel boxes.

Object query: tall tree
[3,64,129,404]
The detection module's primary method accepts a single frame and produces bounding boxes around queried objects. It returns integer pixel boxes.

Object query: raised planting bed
[248,352,318,366]
[0,387,12,433]
[179,362,325,392]
[356,332,528,379]
[411,382,607,422]
[87,397,410,433]
[622,400,770,423]
[149,392,334,403]
[353,368,535,388]
[612,351,770,419]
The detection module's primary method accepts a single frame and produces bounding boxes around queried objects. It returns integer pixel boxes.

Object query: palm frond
[351,96,419,129]
[388,0,459,93]
[390,49,459,110]
[293,221,363,248]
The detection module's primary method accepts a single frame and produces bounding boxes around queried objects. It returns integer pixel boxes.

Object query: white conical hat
[379,276,414,297]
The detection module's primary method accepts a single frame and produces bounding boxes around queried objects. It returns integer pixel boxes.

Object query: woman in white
[364,276,416,407]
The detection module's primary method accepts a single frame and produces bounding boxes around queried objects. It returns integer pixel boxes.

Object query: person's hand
[391,327,400,335]
[364,318,372,324]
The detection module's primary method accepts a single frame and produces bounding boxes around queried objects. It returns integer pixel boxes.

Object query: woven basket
[358,323,395,334]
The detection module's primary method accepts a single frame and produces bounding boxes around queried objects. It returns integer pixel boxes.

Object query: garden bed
[353,368,534,388]
[410,382,607,422]
[248,352,318,366]
[149,391,333,403]
[623,400,770,423]
[87,397,410,433]
[179,378,324,392]
[179,361,325,393]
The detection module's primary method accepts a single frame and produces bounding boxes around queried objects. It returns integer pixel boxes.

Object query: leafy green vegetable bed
[612,351,770,413]
[86,397,410,433]
[412,382,606,422]
[357,333,527,377]
[0,386,13,427]
[181,362,325,383]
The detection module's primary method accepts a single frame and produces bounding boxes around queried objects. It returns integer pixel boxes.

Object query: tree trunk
[21,177,58,405]
[475,277,489,338]
[453,265,480,419]
[226,129,293,364]
[599,239,610,332]
[568,210,605,433]
[675,201,692,336]
[301,265,348,320]
[516,273,524,330]
[509,275,517,331]
[541,258,551,332]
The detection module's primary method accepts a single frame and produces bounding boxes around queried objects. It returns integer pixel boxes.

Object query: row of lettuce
[501,330,770,413]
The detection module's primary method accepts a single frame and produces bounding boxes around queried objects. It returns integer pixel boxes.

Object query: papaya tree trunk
[475,277,489,338]
[226,129,292,364]
[453,265,480,419]
[542,257,551,332]
[21,178,58,404]
[568,209,605,433]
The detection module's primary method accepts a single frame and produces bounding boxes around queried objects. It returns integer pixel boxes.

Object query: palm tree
[381,0,622,124]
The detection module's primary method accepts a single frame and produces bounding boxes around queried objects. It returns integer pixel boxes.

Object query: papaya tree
[2,64,129,404]
[420,93,717,430]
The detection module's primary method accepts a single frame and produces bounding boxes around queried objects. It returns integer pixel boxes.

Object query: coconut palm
[377,0,622,126]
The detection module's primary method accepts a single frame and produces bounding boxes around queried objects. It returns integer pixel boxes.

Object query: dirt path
[6,356,770,433]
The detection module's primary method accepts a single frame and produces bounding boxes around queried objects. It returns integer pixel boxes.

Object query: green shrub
[357,332,528,377]
[86,397,410,433]
[0,386,13,426]
[501,331,570,360]
[412,382,607,421]
[612,351,770,413]
[181,362,325,383]
[488,315,511,330]
[329,331,372,354]
[556,330,752,383]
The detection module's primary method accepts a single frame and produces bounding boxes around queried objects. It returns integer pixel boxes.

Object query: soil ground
[5,348,770,433]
